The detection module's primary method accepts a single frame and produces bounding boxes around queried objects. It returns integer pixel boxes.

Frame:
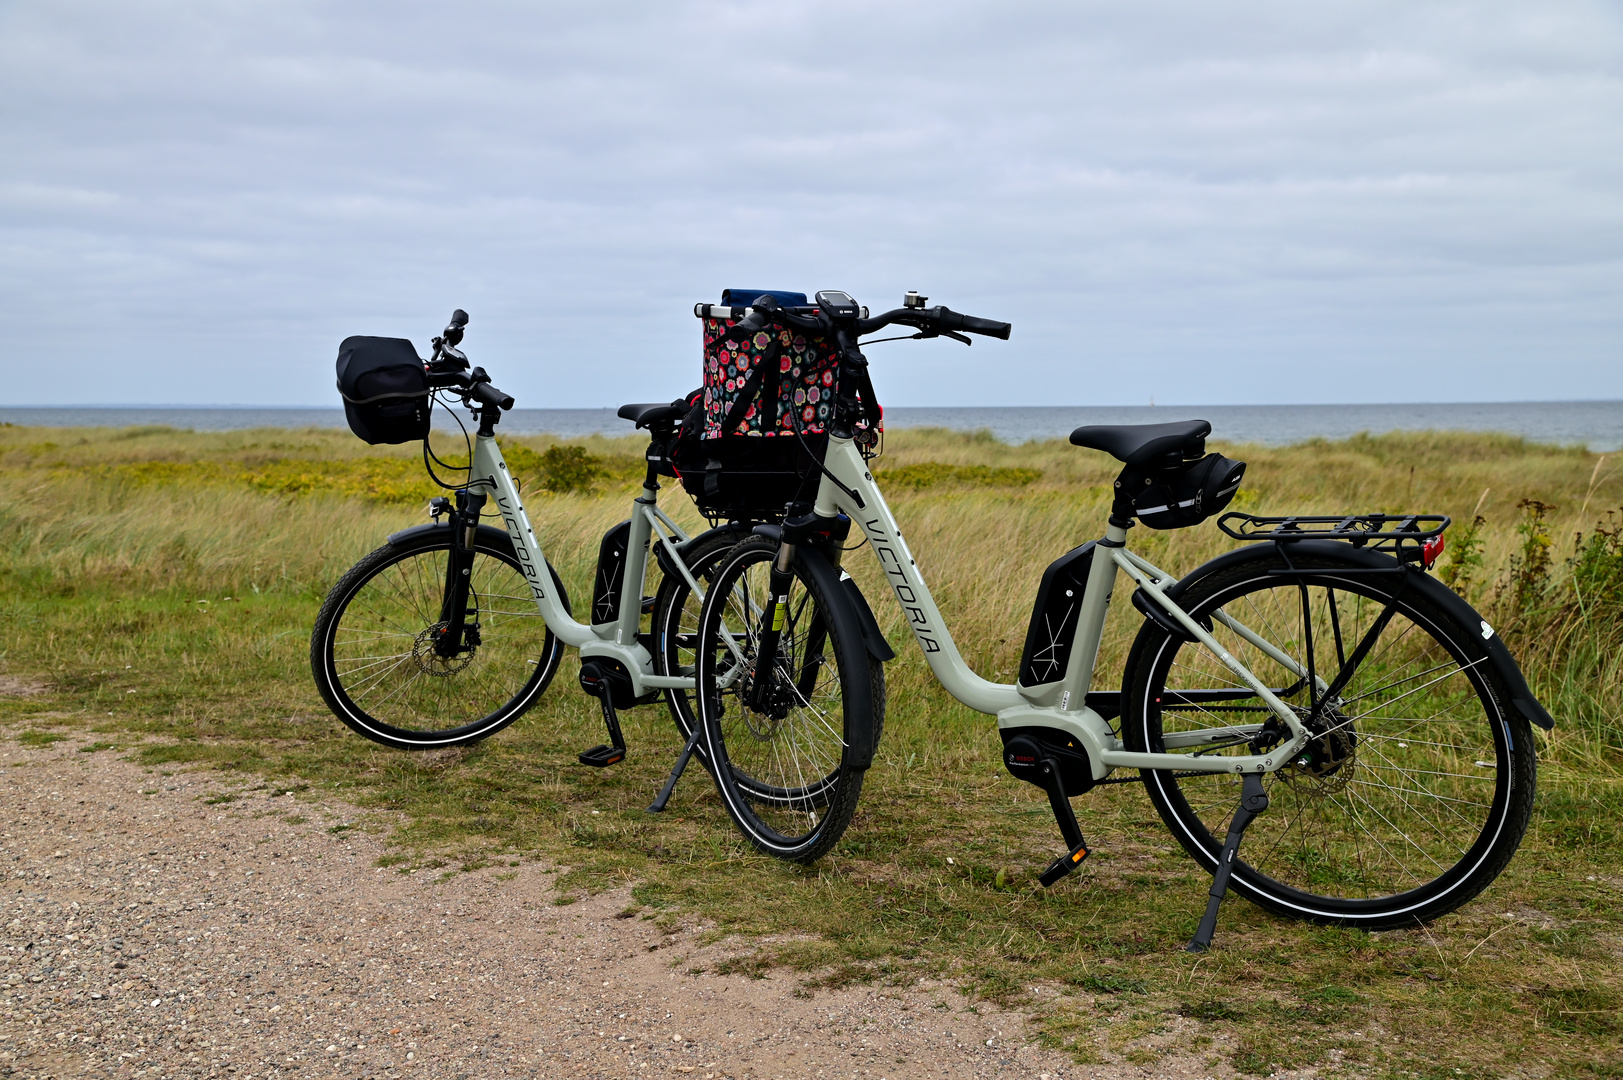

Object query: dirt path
[0,738,1252,1080]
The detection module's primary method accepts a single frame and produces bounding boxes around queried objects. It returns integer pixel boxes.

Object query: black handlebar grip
[959,314,1011,340]
[723,308,772,342]
[935,307,1011,340]
[471,381,515,410]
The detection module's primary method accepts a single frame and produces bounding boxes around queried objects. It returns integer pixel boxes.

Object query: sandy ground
[0,738,1259,1080]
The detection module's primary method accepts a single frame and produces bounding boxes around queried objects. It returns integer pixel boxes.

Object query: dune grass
[1,420,1620,1078]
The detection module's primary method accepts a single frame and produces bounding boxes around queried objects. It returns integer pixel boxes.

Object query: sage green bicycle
[692,290,1551,948]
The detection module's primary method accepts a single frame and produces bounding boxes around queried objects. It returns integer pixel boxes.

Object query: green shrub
[877,462,1041,490]
[537,445,605,494]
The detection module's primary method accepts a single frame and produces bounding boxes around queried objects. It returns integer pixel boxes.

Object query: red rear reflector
[1422,533,1445,570]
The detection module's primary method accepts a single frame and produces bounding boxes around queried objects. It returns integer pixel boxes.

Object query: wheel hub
[1285,706,1357,791]
[737,659,796,736]
[746,676,797,731]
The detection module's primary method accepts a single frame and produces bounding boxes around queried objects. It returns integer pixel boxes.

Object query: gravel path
[0,737,1247,1080]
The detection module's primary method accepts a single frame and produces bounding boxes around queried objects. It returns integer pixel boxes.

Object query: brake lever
[916,328,973,346]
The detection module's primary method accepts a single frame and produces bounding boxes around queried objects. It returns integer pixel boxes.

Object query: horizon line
[4,399,1621,410]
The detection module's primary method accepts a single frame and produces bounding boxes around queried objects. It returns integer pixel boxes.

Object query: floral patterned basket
[700,314,842,438]
[669,299,878,520]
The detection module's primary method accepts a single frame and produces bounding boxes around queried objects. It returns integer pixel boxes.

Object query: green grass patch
[1,423,1620,1076]
[17,730,66,746]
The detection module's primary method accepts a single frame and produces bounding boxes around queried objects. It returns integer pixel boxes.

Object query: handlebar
[860,306,1011,340]
[422,310,516,412]
[425,306,515,414]
[427,368,514,410]
[695,297,1011,343]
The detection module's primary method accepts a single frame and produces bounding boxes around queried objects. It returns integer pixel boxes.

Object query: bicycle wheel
[1123,547,1535,928]
[695,536,882,862]
[312,530,568,749]
[654,527,887,776]
[651,528,748,760]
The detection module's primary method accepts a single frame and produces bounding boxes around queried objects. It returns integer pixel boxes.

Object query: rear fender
[655,522,752,579]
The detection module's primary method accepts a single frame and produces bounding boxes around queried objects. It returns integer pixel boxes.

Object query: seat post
[1109,465,1141,530]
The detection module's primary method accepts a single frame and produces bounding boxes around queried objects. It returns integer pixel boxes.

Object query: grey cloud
[1,0,1619,406]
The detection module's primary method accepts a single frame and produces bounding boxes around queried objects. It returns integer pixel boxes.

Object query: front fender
[752,524,894,663]
[1127,539,1553,731]
[387,520,517,555]
[840,574,896,662]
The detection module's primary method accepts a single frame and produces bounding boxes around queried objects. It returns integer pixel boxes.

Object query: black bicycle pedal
[1038,841,1091,887]
[577,744,625,768]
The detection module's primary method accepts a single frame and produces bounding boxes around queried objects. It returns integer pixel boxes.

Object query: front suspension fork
[746,541,796,711]
[434,490,486,657]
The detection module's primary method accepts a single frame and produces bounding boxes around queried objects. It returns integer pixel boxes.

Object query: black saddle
[1069,420,1211,465]
[617,400,689,430]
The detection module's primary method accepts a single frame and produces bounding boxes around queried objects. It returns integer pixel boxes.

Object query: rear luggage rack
[1218,512,1451,565]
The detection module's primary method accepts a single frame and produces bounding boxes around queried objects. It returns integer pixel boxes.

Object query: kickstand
[646,723,704,813]
[577,663,628,768]
[1187,771,1270,953]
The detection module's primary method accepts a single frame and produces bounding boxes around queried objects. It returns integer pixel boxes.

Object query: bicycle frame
[809,433,1317,780]
[462,430,704,696]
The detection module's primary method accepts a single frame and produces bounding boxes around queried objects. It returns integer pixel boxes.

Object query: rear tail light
[1422,533,1446,570]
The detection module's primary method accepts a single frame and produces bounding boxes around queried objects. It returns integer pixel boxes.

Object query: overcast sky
[2,1,1620,407]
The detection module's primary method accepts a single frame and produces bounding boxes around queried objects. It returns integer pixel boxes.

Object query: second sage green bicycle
[691,290,1552,948]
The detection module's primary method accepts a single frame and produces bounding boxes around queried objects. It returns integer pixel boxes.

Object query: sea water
[2,401,1619,451]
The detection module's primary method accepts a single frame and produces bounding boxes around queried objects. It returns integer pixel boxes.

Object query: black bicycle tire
[695,536,880,862]
[1123,549,1535,928]
[311,531,568,750]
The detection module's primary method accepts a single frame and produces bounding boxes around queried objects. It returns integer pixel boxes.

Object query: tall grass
[2,421,1621,1077]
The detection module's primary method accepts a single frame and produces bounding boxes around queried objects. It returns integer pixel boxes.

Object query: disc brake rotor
[412,623,476,676]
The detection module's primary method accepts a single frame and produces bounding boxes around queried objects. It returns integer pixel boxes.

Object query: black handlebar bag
[336,336,431,445]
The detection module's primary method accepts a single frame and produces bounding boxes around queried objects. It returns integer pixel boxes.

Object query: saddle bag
[1134,453,1246,530]
[336,336,432,445]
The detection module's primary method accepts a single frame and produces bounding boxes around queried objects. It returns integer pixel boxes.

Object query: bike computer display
[815,290,859,319]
